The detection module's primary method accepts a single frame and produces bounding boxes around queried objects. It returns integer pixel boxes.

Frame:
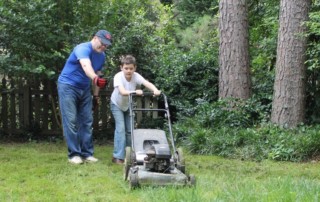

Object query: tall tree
[271,0,311,128]
[218,0,251,99]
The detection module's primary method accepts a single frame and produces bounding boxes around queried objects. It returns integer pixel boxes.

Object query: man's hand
[92,96,99,111]
[93,76,107,88]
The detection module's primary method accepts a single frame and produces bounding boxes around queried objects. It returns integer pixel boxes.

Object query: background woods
[1,0,320,161]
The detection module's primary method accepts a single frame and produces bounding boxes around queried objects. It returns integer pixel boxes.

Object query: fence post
[23,85,31,128]
[153,98,158,118]
[1,77,8,129]
[136,97,142,124]
[42,81,49,131]
[9,78,16,130]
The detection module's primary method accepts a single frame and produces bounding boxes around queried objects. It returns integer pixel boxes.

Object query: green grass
[1,142,320,202]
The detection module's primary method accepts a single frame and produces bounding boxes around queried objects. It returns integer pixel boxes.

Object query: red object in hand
[93,76,107,88]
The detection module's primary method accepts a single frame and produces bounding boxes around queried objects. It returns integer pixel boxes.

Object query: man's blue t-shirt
[58,42,106,89]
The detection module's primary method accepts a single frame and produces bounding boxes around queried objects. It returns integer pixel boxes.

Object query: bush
[176,97,270,129]
[173,103,320,162]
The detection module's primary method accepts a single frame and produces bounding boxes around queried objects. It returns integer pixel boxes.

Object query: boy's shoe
[68,156,83,164]
[112,157,124,164]
[84,156,99,163]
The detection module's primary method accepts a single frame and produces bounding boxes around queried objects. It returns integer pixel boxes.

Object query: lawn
[1,142,320,202]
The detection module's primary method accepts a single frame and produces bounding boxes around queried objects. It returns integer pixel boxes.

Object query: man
[57,30,112,164]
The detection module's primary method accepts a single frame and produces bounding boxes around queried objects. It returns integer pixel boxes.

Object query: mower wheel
[175,147,185,174]
[130,148,136,163]
[129,171,139,189]
[188,174,196,186]
[123,147,132,181]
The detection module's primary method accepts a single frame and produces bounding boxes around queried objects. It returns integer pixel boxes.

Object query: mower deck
[129,166,192,187]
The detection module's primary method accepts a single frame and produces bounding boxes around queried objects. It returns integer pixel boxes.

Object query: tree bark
[271,0,311,128]
[218,0,251,99]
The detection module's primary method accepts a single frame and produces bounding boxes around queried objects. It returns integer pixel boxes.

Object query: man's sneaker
[84,156,99,163]
[68,156,83,164]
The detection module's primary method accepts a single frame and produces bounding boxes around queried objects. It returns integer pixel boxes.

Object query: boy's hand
[135,89,143,95]
[153,90,161,96]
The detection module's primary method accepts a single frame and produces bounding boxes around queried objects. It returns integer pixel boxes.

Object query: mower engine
[144,144,172,172]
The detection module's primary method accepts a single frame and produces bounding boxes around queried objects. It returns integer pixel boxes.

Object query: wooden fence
[0,76,158,140]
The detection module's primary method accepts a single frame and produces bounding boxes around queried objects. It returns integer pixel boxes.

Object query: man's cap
[95,30,112,46]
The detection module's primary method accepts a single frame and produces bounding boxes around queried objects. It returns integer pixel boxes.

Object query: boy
[110,55,161,164]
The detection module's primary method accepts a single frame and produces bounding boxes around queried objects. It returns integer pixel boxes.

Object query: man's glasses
[98,37,108,47]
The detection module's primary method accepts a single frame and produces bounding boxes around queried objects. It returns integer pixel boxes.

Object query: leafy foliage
[248,0,279,113]
[173,96,320,162]
[175,97,270,131]
[305,8,320,124]
[107,1,174,80]
[173,0,218,27]
[0,0,70,79]
[0,0,172,82]
[151,14,219,114]
[175,120,320,162]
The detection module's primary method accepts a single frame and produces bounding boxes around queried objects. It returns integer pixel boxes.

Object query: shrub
[174,105,320,162]
[176,97,271,130]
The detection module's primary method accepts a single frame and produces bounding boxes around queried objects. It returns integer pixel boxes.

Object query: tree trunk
[271,0,311,128]
[218,0,251,99]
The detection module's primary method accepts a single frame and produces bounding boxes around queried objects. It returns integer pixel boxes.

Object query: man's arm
[79,58,97,80]
[80,58,107,88]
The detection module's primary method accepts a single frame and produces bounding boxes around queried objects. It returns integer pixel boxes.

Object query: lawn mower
[123,92,195,189]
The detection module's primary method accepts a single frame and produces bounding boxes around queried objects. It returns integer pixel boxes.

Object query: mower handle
[129,91,162,97]
[129,91,168,108]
